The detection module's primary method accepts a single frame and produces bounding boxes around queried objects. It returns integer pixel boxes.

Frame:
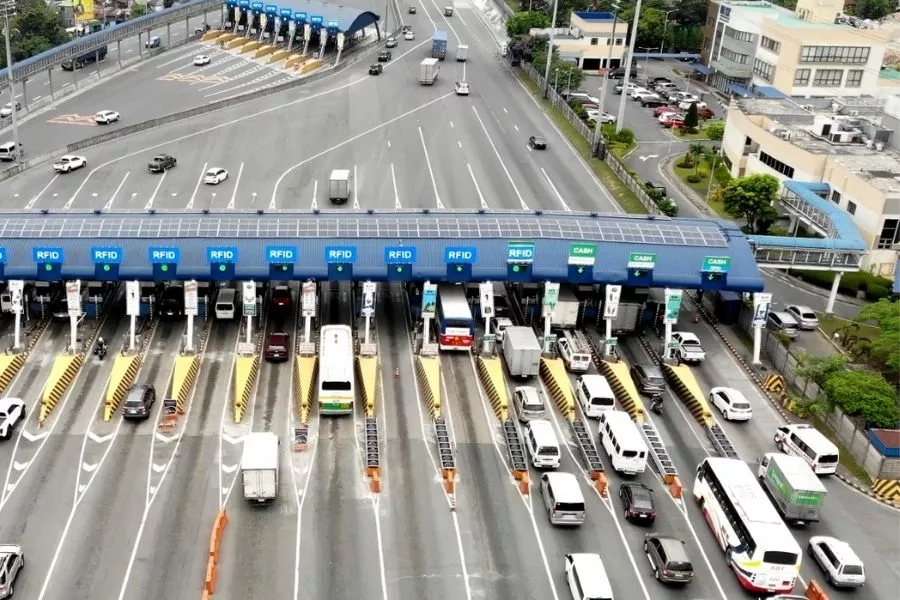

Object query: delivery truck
[328,169,351,204]
[419,58,439,84]
[502,326,542,378]
[432,30,448,59]
[757,453,827,525]
[549,286,580,329]
[456,44,468,61]
[241,432,280,504]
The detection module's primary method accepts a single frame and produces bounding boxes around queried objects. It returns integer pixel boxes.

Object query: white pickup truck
[672,332,706,364]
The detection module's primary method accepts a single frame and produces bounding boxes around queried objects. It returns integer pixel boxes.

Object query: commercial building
[699,0,893,98]
[722,96,900,277]
[546,12,628,72]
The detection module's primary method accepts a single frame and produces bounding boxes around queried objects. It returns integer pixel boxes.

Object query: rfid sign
[208,246,238,281]
[92,246,122,280]
[0,246,6,279]
[34,246,64,281]
[149,246,180,280]
[265,4,277,13]
[294,11,307,21]
[327,20,339,29]
[507,241,535,281]
[310,15,323,24]
[445,246,477,281]
[267,245,297,280]
[385,246,416,282]
[279,8,292,17]
[250,1,263,10]
[325,246,356,281]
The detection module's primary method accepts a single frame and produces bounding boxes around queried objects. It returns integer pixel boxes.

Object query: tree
[854,0,893,20]
[683,102,699,131]
[550,61,583,92]
[0,0,68,69]
[675,0,708,27]
[163,0,175,8]
[824,370,900,428]
[131,2,148,17]
[506,11,551,37]
[721,173,780,234]
[855,299,900,376]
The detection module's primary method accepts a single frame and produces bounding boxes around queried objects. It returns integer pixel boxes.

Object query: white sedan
[53,154,87,173]
[0,397,25,439]
[454,81,470,96]
[590,111,616,124]
[404,30,415,40]
[204,167,229,184]
[94,110,120,124]
[678,99,707,110]
[193,55,211,66]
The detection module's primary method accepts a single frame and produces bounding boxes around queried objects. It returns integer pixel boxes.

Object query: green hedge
[791,269,893,300]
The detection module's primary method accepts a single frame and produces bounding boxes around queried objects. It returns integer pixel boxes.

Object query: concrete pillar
[117,40,122,67]
[825,272,842,314]
[47,67,55,100]
[166,22,171,47]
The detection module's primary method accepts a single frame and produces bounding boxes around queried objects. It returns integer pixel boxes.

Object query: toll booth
[576,285,601,322]
[139,282,161,318]
[705,290,742,325]
[28,281,56,314]
[83,282,111,318]
[196,281,212,318]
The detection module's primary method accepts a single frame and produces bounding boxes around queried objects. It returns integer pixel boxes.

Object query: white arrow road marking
[638,154,660,161]
[149,485,157,495]
[221,486,229,496]
[81,462,98,472]
[155,432,177,444]
[78,484,87,493]
[152,463,166,473]
[13,461,29,472]
[221,464,237,474]
[21,430,49,442]
[5,484,15,493]
[88,431,115,443]
[222,433,244,445]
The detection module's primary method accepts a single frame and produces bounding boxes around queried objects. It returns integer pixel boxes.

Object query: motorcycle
[94,341,108,360]
[650,394,664,415]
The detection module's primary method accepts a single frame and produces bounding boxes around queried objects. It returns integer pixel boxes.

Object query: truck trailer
[432,30,448,59]
[549,286,580,329]
[757,453,827,525]
[419,58,439,84]
[241,432,280,504]
[328,169,351,204]
[502,326,542,378]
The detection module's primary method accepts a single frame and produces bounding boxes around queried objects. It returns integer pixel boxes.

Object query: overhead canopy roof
[226,0,379,33]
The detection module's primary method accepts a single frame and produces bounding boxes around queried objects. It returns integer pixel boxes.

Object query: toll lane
[379,286,467,599]
[37,320,184,600]
[441,353,554,600]
[120,319,240,599]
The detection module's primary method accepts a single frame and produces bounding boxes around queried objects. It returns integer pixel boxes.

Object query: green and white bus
[318,325,355,415]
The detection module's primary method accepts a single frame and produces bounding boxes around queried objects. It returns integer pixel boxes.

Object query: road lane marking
[227,161,244,209]
[23,174,59,209]
[466,164,488,209]
[470,106,529,210]
[310,180,318,210]
[352,164,360,210]
[540,167,570,212]
[271,93,452,208]
[186,161,208,209]
[418,125,444,209]
[457,140,462,148]
[390,163,401,209]
[104,171,130,210]
[145,170,167,210]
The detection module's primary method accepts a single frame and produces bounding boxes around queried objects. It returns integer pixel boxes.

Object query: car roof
[673,331,700,343]
[710,386,747,402]
[652,534,690,558]
[811,536,862,563]
[0,397,23,409]
[623,482,652,496]
[787,304,815,313]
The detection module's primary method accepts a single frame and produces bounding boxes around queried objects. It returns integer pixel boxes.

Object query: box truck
[757,453,827,525]
[502,326,542,378]
[420,58,439,84]
[549,287,580,329]
[432,30,448,59]
[456,44,468,61]
[328,169,351,204]
[241,432,280,504]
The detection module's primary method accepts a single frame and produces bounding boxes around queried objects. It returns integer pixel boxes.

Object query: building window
[845,69,863,87]
[847,201,857,215]
[753,59,775,82]
[721,48,749,64]
[760,36,781,53]
[794,69,811,86]
[799,46,870,64]
[724,26,754,43]
[878,218,899,249]
[615,38,623,45]
[831,189,841,204]
[813,69,843,87]
[591,38,599,45]
[758,151,795,178]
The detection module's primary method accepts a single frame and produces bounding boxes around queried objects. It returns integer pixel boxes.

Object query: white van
[524,419,561,469]
[598,410,648,475]
[0,141,21,161]
[513,386,546,422]
[774,424,839,475]
[557,331,591,373]
[215,288,237,320]
[576,375,616,418]
[565,553,614,600]
[540,472,585,526]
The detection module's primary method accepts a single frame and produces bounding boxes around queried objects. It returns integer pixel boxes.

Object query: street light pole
[1,0,20,164]
[615,0,642,133]
[660,9,676,53]
[542,0,559,98]
[591,3,619,156]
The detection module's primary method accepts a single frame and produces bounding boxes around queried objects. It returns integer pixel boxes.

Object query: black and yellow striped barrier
[873,479,900,504]
[0,353,26,398]
[415,356,442,419]
[39,354,84,424]
[201,30,228,42]
[598,359,647,423]
[233,356,260,423]
[356,356,379,418]
[540,357,574,420]
[172,355,200,414]
[104,354,142,421]
[476,356,508,421]
[294,355,318,424]
[662,363,713,427]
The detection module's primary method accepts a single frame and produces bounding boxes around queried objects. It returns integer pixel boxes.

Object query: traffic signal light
[446,263,471,282]
[506,262,532,281]
[153,263,177,280]
[269,263,294,280]
[94,262,120,280]
[210,262,235,281]
[37,261,62,281]
[387,263,412,282]
[328,263,353,281]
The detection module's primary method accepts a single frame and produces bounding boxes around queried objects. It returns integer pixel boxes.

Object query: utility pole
[615,0,643,133]
[1,0,21,164]
[542,0,559,98]
[592,2,620,156]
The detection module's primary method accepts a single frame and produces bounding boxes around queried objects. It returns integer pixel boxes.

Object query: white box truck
[328,169,351,205]
[502,326,542,378]
[550,287,580,329]
[456,44,468,61]
[420,57,439,85]
[241,432,279,504]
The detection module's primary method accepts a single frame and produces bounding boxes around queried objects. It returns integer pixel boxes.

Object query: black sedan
[148,154,176,173]
[377,51,392,62]
[528,135,547,150]
[368,63,383,75]
[620,483,656,524]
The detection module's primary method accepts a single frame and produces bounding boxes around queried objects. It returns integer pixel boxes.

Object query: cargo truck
[502,326,542,378]
[432,30,448,59]
[609,301,643,334]
[456,44,468,61]
[241,432,280,504]
[419,58,439,84]
[757,453,827,525]
[328,169,351,204]
[549,286,580,329]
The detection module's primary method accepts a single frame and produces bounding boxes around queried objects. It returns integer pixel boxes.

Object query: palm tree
[689,143,706,175]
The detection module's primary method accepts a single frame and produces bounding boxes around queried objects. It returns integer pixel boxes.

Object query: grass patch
[818,313,882,344]
[668,121,723,141]
[517,71,648,215]
[810,414,873,484]
[672,165,730,218]
[502,0,519,11]
[608,140,637,159]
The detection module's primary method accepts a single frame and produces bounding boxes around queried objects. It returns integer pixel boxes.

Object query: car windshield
[667,561,693,572]
[270,335,286,346]
[843,564,864,575]
[125,398,144,407]
[682,339,701,348]
[801,311,816,319]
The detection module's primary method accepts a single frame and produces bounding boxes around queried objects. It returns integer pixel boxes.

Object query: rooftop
[573,11,617,22]
[718,0,883,32]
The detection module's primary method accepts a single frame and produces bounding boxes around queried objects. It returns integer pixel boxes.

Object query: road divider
[540,357,575,420]
[254,45,276,59]
[40,354,84,424]
[873,479,900,504]
[661,363,713,427]
[172,355,200,413]
[268,49,293,64]
[293,355,317,425]
[415,356,441,419]
[476,356,509,421]
[104,353,142,421]
[213,32,238,46]
[205,508,229,596]
[284,54,305,69]
[202,30,228,42]
[355,356,378,418]
[297,59,322,74]
[0,353,26,398]
[225,37,250,50]
[233,355,259,423]
[240,41,263,54]
[598,358,646,423]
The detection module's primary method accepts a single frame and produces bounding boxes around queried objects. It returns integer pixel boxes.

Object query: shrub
[686,174,703,183]
[615,128,635,146]
[676,160,694,169]
[684,127,699,134]
[867,284,891,301]
[792,270,893,296]
[768,226,790,237]
[706,121,725,140]
[658,199,679,216]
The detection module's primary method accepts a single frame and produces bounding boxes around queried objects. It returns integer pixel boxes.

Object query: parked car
[631,89,657,101]
[785,304,819,330]
[630,363,666,395]
[204,167,229,185]
[661,117,686,129]
[123,384,156,420]
[94,110,120,124]
[368,63,383,75]
[678,100,708,111]
[709,387,753,421]
[0,397,25,440]
[620,482,656,524]
[697,107,716,119]
[614,82,641,95]
[264,332,290,362]
[53,154,87,173]
[640,96,667,108]
[590,111,616,124]
[671,91,699,104]
[654,106,680,118]
[148,154,176,172]
[568,92,600,104]
[528,135,547,150]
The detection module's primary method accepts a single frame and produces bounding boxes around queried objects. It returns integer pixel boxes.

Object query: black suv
[148,154,176,173]
[620,483,656,524]
[528,135,547,150]
[369,63,383,75]
[123,384,156,420]
[159,285,184,319]
[630,363,666,395]
[378,50,392,62]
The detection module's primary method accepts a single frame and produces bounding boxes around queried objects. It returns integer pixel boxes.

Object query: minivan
[557,335,591,373]
[215,288,237,320]
[575,375,616,418]
[644,533,694,585]
[513,386,546,422]
[0,141,21,161]
[565,553,614,600]
[767,311,800,338]
[524,419,561,469]
[540,472,585,526]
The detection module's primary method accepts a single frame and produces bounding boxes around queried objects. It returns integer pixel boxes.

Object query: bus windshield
[437,285,474,351]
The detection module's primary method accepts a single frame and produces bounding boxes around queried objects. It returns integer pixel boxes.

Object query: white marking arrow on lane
[88,431,115,443]
[21,430,49,442]
[221,486,230,496]
[82,463,98,472]
[152,463,166,473]
[78,484,87,493]
[638,154,660,161]
[13,461,29,472]
[222,434,244,445]
[149,485,157,495]
[5,484,15,493]
[221,464,237,474]
[155,432,177,444]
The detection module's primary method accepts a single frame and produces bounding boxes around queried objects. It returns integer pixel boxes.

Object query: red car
[653,105,679,118]
[264,332,289,362]
[662,117,686,129]
[270,285,292,312]
[698,107,715,119]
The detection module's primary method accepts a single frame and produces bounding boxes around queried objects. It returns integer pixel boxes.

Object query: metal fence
[520,62,660,215]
